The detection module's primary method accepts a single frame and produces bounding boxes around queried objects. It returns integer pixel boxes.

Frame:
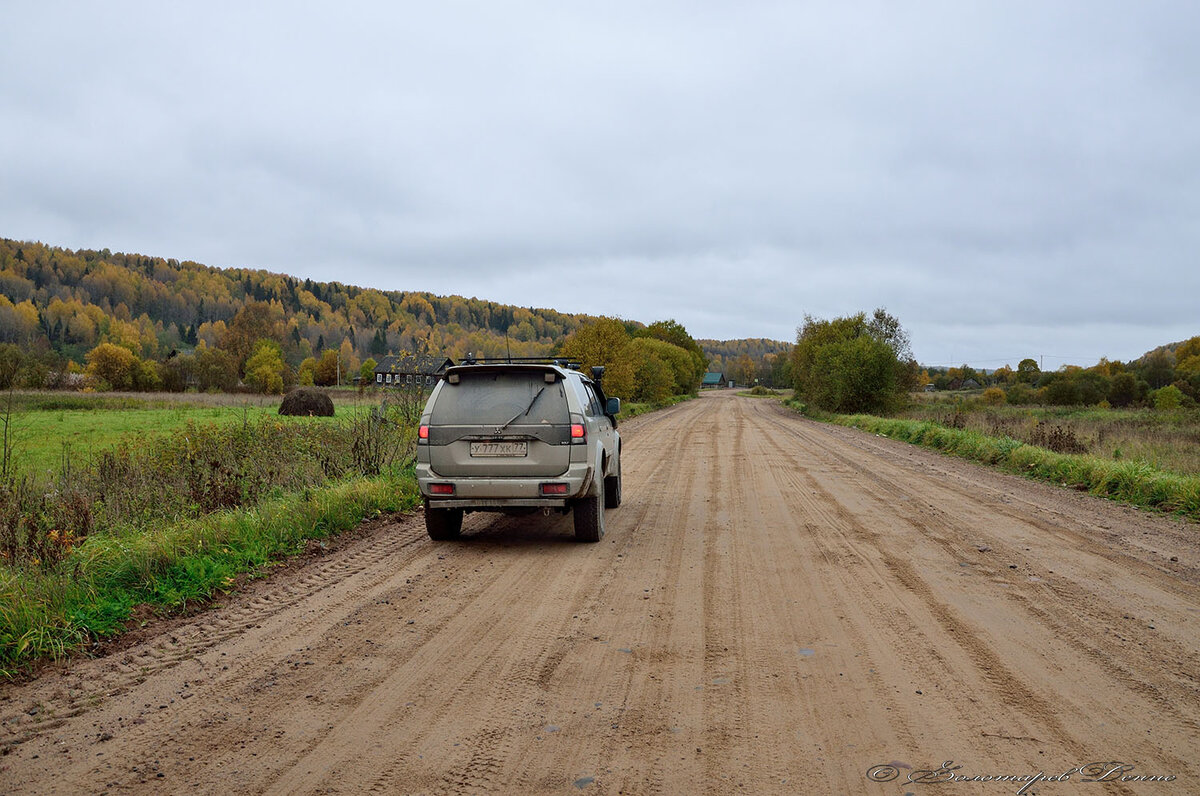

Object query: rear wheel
[604,459,622,508]
[425,503,463,540]
[573,487,605,542]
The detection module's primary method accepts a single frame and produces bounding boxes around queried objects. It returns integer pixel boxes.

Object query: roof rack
[459,354,581,370]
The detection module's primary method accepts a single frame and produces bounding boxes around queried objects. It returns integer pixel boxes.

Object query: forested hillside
[0,239,732,397]
[0,238,590,367]
[701,338,793,387]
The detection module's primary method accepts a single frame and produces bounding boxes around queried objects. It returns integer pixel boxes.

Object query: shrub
[1106,372,1138,407]
[1154,385,1184,410]
[1044,377,1082,406]
[85,343,138,391]
[981,387,1006,406]
[790,308,916,414]
[1004,383,1037,405]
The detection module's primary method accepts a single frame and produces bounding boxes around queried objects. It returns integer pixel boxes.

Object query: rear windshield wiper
[497,386,545,432]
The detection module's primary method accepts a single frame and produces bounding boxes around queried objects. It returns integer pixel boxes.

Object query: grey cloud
[1,1,1197,366]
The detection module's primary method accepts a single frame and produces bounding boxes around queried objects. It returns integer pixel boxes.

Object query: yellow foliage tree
[86,342,138,390]
[244,340,287,394]
[1176,336,1200,377]
[561,318,635,400]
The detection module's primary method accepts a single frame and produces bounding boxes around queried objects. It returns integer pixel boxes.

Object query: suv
[415,359,622,542]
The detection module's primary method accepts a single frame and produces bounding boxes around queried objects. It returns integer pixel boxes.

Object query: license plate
[470,441,528,457]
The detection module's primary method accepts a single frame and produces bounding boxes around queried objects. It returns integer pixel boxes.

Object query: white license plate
[470,441,528,457]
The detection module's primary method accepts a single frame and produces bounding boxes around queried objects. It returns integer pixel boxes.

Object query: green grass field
[4,386,688,478]
[0,388,422,676]
[3,390,385,479]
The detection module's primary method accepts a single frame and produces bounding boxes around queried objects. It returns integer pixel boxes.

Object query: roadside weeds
[0,472,419,680]
[780,398,1200,522]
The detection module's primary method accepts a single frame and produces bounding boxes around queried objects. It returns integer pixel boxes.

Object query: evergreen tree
[370,328,387,355]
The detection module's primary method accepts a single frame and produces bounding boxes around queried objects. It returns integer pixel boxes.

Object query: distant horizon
[4,3,1196,373]
[4,234,1184,375]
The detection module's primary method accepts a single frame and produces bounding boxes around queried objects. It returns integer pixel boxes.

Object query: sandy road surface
[2,391,1197,794]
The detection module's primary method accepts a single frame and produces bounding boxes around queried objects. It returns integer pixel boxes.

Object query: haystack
[279,387,334,417]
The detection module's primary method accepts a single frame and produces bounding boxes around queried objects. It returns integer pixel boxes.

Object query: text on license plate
[470,441,528,457]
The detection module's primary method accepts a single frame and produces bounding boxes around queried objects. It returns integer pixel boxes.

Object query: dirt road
[2,391,1197,794]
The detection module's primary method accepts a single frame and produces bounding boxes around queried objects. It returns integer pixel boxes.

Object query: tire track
[0,518,428,752]
[753,403,1199,769]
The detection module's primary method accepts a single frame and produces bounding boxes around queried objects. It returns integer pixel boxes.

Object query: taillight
[430,483,454,495]
[418,425,429,440]
[570,424,586,441]
[540,483,569,496]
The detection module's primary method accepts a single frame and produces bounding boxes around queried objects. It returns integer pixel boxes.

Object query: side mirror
[605,397,621,416]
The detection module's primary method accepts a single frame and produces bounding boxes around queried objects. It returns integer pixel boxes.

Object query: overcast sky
[2,2,1197,367]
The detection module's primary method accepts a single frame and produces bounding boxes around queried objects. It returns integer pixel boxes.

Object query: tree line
[560,318,707,402]
[920,339,1200,410]
[701,338,793,388]
[0,239,711,398]
[788,307,1199,414]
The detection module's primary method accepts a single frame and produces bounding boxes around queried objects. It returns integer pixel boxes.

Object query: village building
[373,354,454,387]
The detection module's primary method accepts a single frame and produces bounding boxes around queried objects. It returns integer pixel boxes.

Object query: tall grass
[0,395,421,676]
[0,473,418,677]
[1,405,415,566]
[898,398,1200,476]
[832,413,1200,521]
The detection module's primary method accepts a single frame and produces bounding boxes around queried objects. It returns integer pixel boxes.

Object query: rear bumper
[416,462,594,508]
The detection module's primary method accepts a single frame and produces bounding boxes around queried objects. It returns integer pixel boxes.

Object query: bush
[1004,383,1037,405]
[1154,385,1184,410]
[1108,372,1138,407]
[981,387,1006,406]
[1044,377,1082,406]
[791,308,916,414]
[85,343,139,390]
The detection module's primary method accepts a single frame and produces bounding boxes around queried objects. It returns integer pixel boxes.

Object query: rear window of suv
[430,371,570,426]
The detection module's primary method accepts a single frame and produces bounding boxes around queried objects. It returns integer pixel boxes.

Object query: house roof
[374,354,454,375]
[702,372,725,385]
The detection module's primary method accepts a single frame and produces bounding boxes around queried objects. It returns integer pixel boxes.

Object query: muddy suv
[415,359,622,542]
